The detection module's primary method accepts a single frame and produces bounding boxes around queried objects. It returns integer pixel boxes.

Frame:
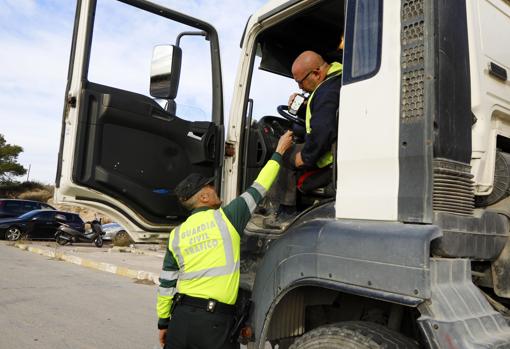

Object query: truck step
[418,258,510,348]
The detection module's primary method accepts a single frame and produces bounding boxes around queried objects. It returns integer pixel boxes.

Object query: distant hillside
[0,181,53,201]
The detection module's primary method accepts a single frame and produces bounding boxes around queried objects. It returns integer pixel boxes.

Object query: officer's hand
[276,130,294,155]
[159,329,167,347]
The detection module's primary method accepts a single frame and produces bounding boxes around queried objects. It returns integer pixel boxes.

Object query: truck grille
[401,0,425,122]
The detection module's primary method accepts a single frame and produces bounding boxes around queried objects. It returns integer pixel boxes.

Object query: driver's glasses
[295,69,315,85]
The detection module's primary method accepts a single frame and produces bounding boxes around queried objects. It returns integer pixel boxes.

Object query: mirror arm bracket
[176,30,208,47]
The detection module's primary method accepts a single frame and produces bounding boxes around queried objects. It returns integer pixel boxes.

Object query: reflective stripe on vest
[158,286,177,297]
[305,62,342,168]
[251,182,267,197]
[240,192,257,214]
[159,270,179,281]
[168,208,240,305]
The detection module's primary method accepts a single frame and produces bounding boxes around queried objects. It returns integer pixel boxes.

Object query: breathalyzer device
[289,94,306,115]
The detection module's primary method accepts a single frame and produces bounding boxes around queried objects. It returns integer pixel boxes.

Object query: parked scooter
[55,214,105,247]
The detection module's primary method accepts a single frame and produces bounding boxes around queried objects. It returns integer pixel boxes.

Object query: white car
[101,222,128,241]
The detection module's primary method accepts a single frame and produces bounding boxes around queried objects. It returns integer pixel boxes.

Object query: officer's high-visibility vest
[168,207,240,305]
[305,62,343,168]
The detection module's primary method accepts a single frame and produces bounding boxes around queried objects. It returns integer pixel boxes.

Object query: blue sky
[0,0,270,183]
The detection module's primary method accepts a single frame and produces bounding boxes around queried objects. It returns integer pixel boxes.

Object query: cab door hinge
[225,142,236,157]
[67,96,77,108]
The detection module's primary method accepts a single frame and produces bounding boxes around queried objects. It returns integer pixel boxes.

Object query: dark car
[0,209,84,241]
[0,199,55,219]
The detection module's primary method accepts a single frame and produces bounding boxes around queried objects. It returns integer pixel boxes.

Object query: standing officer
[157,131,293,349]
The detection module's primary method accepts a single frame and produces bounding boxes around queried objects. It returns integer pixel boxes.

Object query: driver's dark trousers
[269,143,331,208]
[164,303,239,349]
[269,143,302,207]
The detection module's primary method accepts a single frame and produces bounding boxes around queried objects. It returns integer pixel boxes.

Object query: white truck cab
[56,0,510,347]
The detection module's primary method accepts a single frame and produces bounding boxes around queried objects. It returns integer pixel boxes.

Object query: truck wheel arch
[253,281,422,348]
[247,217,439,348]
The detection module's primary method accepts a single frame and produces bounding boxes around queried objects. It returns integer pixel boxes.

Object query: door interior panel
[73,83,218,224]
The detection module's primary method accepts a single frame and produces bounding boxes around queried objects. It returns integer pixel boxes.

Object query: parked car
[101,222,130,241]
[0,199,55,219]
[0,209,84,241]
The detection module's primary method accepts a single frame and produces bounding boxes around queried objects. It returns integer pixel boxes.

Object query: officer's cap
[175,173,215,202]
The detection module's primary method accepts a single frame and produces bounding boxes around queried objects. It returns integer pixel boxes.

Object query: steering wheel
[277,105,306,127]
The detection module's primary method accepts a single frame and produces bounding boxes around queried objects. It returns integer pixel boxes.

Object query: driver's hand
[288,93,300,108]
[276,130,294,155]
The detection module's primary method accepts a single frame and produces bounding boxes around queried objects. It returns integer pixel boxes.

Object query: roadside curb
[13,243,160,285]
[109,245,165,258]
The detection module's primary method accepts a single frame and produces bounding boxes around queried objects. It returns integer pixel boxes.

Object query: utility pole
[26,164,31,182]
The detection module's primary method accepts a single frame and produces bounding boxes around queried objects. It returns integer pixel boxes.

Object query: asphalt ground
[0,242,160,349]
[4,241,166,285]
[1,240,270,349]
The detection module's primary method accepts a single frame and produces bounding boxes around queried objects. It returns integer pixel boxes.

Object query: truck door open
[55,0,223,240]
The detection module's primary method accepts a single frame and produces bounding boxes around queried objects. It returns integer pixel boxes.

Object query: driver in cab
[264,50,342,229]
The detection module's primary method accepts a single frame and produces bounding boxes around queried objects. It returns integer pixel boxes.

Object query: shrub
[18,188,53,202]
[0,181,53,200]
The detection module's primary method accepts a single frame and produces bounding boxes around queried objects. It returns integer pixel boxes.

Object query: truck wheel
[288,321,418,349]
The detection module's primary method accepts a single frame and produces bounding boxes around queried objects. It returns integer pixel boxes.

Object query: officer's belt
[174,293,236,315]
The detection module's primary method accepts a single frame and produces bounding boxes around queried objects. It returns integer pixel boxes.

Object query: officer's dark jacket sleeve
[301,76,342,168]
[156,242,179,329]
[223,152,282,234]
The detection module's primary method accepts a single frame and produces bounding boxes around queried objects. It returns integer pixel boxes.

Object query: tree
[0,134,27,184]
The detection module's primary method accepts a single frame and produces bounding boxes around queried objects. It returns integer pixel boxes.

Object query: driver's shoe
[262,205,297,230]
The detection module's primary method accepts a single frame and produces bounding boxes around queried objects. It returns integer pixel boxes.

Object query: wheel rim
[6,227,21,241]
[56,235,67,245]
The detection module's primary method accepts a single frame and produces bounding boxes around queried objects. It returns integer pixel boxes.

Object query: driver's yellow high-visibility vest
[305,62,342,168]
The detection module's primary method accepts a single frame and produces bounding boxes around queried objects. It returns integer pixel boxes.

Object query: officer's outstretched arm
[223,131,293,233]
[256,130,293,190]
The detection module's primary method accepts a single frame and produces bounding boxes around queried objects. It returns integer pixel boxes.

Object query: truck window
[87,0,213,121]
[250,55,295,121]
[343,0,383,83]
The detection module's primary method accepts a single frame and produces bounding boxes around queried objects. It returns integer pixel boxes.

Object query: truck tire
[288,321,418,349]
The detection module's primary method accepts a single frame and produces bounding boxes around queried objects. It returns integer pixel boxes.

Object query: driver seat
[297,167,333,196]
[297,142,337,200]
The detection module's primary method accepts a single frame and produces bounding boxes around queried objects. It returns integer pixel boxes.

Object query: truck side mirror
[150,45,182,100]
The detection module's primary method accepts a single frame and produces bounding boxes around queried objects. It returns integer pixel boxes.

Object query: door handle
[187,131,203,141]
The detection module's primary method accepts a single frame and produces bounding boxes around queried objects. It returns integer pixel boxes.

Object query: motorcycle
[55,215,105,247]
